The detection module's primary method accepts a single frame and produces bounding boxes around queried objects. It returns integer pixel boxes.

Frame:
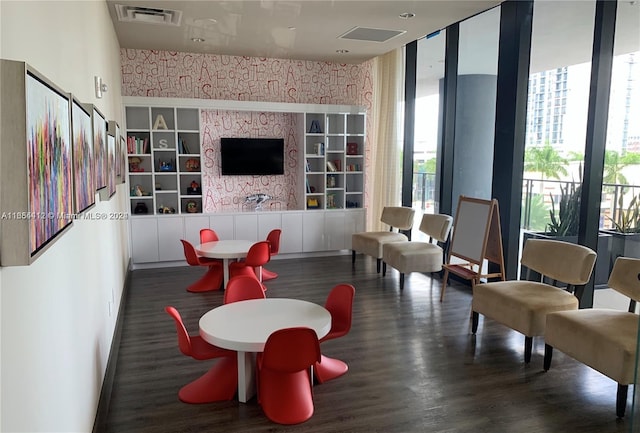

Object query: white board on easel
[440,195,505,301]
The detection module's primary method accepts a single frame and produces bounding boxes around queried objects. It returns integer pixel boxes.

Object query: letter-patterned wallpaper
[121,49,373,211]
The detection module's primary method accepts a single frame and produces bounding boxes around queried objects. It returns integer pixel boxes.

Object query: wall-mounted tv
[220,137,284,175]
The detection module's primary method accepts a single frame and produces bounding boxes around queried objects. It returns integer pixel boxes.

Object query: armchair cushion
[545,309,638,384]
[352,231,409,259]
[473,281,579,337]
[383,242,443,275]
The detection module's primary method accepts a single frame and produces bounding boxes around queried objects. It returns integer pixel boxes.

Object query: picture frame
[92,106,107,192]
[0,60,74,265]
[71,96,95,214]
[106,132,116,198]
[119,135,127,183]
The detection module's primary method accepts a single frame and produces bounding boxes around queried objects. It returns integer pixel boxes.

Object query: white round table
[196,240,254,287]
[199,298,332,403]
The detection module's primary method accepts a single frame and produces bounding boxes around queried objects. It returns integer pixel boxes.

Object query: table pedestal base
[237,351,257,403]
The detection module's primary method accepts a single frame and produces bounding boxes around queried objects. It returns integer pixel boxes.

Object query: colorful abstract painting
[119,135,126,183]
[71,98,94,213]
[107,133,116,197]
[93,108,107,190]
[26,72,73,255]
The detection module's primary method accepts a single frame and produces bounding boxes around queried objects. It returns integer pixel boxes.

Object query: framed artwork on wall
[26,70,74,255]
[71,96,95,214]
[118,135,127,183]
[93,107,107,192]
[106,132,116,198]
[1,59,76,265]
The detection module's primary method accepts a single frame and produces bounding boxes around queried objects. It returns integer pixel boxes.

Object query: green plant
[608,193,640,233]
[547,182,581,236]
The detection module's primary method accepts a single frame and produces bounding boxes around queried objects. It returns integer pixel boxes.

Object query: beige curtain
[367,48,405,231]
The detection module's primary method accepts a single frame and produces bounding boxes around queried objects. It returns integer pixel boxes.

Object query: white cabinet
[302,212,327,252]
[324,211,346,251]
[129,210,365,265]
[235,214,259,241]
[280,212,303,253]
[157,217,185,261]
[130,217,159,263]
[184,215,209,245]
[208,214,235,239]
[258,213,282,241]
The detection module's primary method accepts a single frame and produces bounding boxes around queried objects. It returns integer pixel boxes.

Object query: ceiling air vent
[115,4,182,26]
[338,26,406,43]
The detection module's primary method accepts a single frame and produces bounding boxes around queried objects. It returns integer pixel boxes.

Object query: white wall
[0,1,128,432]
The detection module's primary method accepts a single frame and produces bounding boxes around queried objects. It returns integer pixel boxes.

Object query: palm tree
[603,150,628,186]
[524,144,568,181]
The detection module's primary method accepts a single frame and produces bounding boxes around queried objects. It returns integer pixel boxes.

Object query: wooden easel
[440,196,505,301]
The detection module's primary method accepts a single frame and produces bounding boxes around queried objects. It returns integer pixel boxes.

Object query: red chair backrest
[164,306,193,357]
[200,228,219,244]
[261,327,321,373]
[180,239,200,266]
[324,284,355,339]
[224,276,267,304]
[266,229,282,256]
[244,241,271,267]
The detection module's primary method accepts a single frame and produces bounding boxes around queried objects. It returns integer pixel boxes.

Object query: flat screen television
[220,137,284,175]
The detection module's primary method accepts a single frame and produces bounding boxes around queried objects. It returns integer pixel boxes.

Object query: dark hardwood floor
[99,254,633,433]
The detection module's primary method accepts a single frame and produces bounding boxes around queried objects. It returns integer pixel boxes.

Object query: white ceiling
[106,0,503,64]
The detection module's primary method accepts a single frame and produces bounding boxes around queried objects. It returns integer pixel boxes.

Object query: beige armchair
[382,213,453,290]
[351,206,415,273]
[471,239,597,363]
[544,257,640,418]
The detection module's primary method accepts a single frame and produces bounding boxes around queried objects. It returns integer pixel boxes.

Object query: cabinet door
[157,217,185,261]
[130,217,159,263]
[258,213,282,241]
[303,212,325,252]
[344,209,366,249]
[281,212,303,253]
[209,214,235,240]
[235,214,259,241]
[325,211,346,250]
[184,215,210,245]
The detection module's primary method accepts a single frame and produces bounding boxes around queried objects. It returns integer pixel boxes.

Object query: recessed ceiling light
[288,26,296,30]
[336,49,349,54]
[191,37,205,43]
[399,12,416,19]
[207,18,218,23]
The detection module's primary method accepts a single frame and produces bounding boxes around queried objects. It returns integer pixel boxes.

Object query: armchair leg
[376,258,381,273]
[543,344,553,371]
[440,269,450,302]
[352,250,356,264]
[617,384,628,418]
[382,262,387,276]
[399,273,405,290]
[471,311,479,333]
[524,336,533,363]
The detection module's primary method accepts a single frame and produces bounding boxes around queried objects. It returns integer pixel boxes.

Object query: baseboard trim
[92,263,132,433]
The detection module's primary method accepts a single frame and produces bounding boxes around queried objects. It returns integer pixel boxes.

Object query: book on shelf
[326,160,337,172]
[306,178,311,193]
[306,159,310,172]
[333,159,341,171]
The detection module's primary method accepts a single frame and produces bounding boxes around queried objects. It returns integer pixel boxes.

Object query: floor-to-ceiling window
[452,7,500,208]
[521,1,595,237]
[412,31,446,240]
[599,1,640,248]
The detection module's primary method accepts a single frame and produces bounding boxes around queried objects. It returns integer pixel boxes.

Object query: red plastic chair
[257,327,321,424]
[164,306,237,403]
[199,228,220,244]
[262,229,282,281]
[181,239,224,292]
[314,283,355,383]
[224,275,267,304]
[228,241,271,282]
